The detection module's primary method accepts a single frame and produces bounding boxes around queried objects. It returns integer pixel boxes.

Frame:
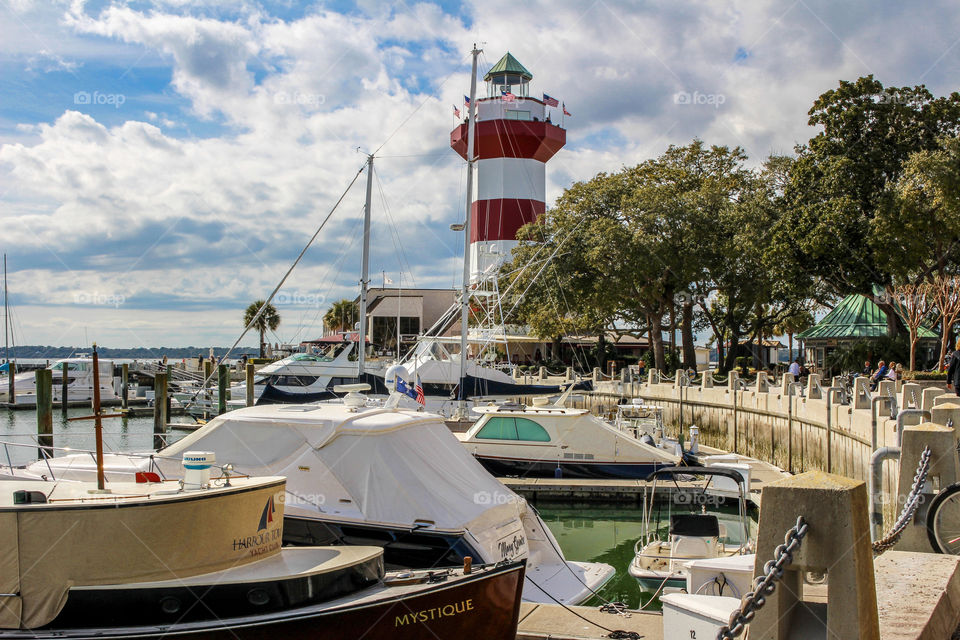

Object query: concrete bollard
[674,369,686,388]
[35,370,53,460]
[648,369,659,385]
[749,471,879,639]
[592,367,600,383]
[755,371,769,393]
[806,373,822,399]
[893,423,960,553]
[539,366,547,381]
[922,387,945,411]
[878,379,896,398]
[565,366,573,382]
[934,394,956,408]
[727,370,740,391]
[780,372,795,396]
[701,370,713,389]
[853,377,872,410]
[900,382,922,410]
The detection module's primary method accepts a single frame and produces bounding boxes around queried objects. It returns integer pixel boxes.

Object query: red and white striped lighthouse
[451,53,566,284]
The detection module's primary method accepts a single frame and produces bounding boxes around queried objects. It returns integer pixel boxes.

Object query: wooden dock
[515,551,960,639]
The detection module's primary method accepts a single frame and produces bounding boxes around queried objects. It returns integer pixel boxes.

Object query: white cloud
[2,0,960,346]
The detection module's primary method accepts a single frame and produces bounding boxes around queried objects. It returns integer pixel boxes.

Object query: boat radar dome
[333,383,371,409]
[384,364,410,391]
[182,451,215,490]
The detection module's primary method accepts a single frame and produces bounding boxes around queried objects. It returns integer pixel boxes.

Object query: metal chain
[872,446,932,555]
[716,516,808,640]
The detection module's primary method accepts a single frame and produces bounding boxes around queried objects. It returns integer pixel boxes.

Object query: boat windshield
[291,353,333,363]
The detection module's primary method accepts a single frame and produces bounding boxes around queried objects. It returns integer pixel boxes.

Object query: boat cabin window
[475,416,550,442]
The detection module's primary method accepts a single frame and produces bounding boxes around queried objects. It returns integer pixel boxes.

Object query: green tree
[785,76,960,334]
[243,300,280,358]
[323,299,358,334]
[774,308,816,363]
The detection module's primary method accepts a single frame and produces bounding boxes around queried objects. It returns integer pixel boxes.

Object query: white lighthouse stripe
[470,239,520,283]
[475,158,546,203]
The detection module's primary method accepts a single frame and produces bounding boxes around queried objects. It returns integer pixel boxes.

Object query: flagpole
[397,271,401,360]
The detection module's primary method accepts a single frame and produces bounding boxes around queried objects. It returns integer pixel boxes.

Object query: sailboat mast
[3,253,8,366]
[357,154,374,376]
[458,45,481,408]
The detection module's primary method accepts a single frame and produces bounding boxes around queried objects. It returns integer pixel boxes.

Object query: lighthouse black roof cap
[484,52,532,82]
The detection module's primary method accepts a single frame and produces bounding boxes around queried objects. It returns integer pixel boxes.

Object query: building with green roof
[798,293,938,369]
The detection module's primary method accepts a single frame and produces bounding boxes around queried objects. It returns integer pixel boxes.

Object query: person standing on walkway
[947,340,960,397]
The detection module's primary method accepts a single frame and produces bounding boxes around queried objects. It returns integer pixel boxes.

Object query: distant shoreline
[0,346,259,360]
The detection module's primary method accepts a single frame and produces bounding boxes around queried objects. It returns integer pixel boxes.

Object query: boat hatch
[277,405,325,412]
[413,519,436,529]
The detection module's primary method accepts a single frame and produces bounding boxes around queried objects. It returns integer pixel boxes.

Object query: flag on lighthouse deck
[453,104,461,118]
[415,376,425,406]
[563,102,572,116]
[501,90,516,103]
[542,93,559,107]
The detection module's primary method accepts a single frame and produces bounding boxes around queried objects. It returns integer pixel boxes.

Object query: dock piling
[218,364,227,415]
[60,365,68,414]
[153,372,167,450]
[245,363,255,407]
[36,369,52,460]
[7,359,14,404]
[121,363,128,410]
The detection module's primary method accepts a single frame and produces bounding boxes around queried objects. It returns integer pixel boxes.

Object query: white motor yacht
[457,393,682,479]
[0,358,119,405]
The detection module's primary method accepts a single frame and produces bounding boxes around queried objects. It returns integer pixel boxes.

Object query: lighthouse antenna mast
[458,44,481,415]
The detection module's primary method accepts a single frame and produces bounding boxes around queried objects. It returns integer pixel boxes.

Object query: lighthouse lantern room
[450,52,566,284]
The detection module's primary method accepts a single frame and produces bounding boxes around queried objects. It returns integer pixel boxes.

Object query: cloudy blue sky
[1,0,958,350]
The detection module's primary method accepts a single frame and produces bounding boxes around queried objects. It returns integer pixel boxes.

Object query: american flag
[453,104,461,118]
[415,376,425,406]
[464,95,471,106]
[501,90,516,103]
[542,93,559,107]
[563,102,571,116]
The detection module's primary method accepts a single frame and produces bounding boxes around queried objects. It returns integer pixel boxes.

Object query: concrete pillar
[780,372,795,396]
[922,387,945,411]
[726,370,739,391]
[648,369,660,385]
[755,371,769,393]
[565,366,573,382]
[900,382,922,410]
[806,373,822,400]
[620,367,629,384]
[931,403,960,437]
[701,370,713,389]
[934,394,956,408]
[749,472,879,639]
[674,369,687,388]
[878,379,896,398]
[832,375,845,390]
[538,366,547,381]
[894,423,960,553]
[592,367,600,383]
[853,378,871,410]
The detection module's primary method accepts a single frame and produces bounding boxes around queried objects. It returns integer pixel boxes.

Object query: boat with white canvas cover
[0,387,613,606]
[457,391,684,479]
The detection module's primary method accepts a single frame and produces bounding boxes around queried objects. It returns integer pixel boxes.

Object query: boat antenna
[457,43,481,417]
[357,153,374,376]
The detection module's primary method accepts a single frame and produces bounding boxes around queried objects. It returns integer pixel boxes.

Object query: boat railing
[0,435,202,482]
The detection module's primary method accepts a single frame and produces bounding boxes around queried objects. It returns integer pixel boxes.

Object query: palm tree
[324,299,358,334]
[775,310,816,363]
[243,300,281,358]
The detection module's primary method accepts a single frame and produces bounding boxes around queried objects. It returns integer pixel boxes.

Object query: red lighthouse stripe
[470,199,546,243]
[450,120,566,163]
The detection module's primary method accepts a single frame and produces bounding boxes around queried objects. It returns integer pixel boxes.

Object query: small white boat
[457,391,682,479]
[628,466,755,595]
[0,358,119,405]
